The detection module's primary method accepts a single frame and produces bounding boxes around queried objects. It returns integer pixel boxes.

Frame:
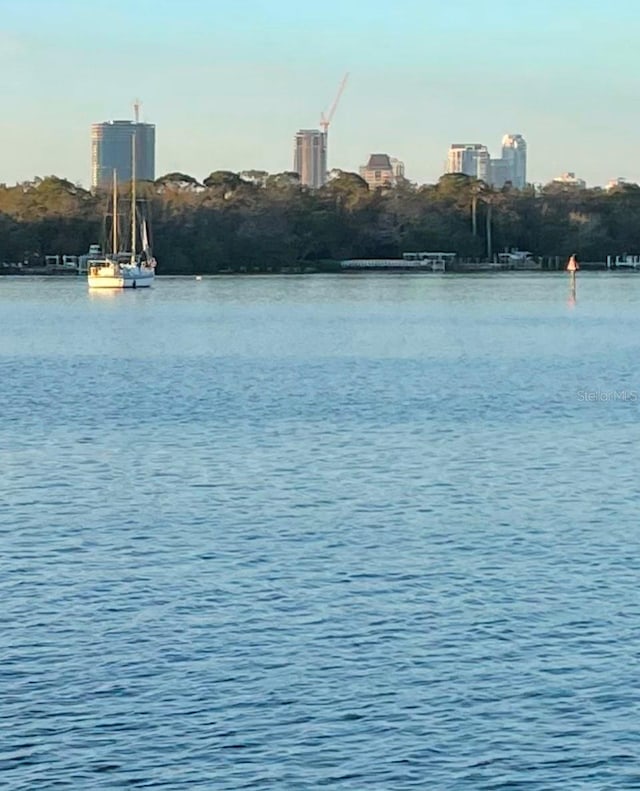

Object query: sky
[1,0,639,187]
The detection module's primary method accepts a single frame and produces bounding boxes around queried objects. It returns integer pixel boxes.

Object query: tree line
[1,171,640,273]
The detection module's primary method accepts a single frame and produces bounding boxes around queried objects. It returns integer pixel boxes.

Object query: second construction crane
[320,73,349,138]
[293,73,349,188]
[320,73,349,177]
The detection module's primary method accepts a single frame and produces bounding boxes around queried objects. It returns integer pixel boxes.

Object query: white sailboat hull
[88,272,155,289]
[88,261,155,289]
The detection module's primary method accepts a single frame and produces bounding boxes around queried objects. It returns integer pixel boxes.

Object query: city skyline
[446,135,527,188]
[2,0,640,188]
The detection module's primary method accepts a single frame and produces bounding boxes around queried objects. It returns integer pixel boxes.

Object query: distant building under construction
[293,129,327,189]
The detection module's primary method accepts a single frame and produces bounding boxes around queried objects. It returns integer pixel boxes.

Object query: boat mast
[112,169,118,255]
[131,131,136,264]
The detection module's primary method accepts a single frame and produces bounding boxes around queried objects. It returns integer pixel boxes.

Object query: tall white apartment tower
[446,144,491,182]
[294,129,327,188]
[501,134,527,188]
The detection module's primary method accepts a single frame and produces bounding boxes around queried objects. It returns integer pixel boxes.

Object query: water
[2,273,640,789]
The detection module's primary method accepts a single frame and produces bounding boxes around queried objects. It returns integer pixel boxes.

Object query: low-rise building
[606,177,628,191]
[359,154,404,189]
[552,172,587,189]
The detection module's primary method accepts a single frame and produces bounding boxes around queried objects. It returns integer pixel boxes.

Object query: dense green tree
[203,170,243,194]
[154,172,201,191]
[2,170,640,270]
[240,170,269,186]
[265,172,300,191]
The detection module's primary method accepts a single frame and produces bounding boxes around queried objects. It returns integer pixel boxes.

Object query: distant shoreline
[0,263,612,277]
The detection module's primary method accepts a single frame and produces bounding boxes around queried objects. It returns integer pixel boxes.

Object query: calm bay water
[2,272,640,789]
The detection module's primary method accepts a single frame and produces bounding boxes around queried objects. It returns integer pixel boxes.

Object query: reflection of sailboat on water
[88,135,156,289]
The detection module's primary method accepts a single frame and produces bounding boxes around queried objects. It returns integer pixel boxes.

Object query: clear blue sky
[1,0,638,187]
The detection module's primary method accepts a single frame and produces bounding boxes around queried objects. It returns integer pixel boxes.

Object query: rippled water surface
[2,273,640,789]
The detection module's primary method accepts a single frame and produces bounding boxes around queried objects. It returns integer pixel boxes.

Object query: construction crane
[320,73,349,137]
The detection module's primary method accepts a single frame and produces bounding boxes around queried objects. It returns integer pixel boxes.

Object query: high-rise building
[446,144,491,182]
[489,157,512,188]
[91,120,155,189]
[293,129,327,188]
[501,134,527,188]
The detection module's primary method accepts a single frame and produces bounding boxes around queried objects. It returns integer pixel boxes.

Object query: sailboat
[88,135,156,289]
